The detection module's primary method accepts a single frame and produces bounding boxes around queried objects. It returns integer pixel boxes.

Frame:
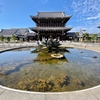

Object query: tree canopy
[6,37,10,42]
[91,34,97,40]
[83,32,89,40]
[0,35,4,41]
[75,32,79,36]
[11,35,16,41]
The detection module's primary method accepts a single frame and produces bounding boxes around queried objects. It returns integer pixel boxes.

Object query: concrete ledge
[0,85,100,100]
[0,46,34,53]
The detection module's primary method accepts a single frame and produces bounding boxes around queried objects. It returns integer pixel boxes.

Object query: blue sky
[0,0,100,33]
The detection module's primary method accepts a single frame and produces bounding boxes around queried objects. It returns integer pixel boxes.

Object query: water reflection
[33,48,69,64]
[0,47,100,92]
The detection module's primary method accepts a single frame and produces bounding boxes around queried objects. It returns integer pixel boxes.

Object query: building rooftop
[30,27,72,29]
[36,12,66,17]
[0,29,17,37]
[66,32,77,37]
[30,12,71,19]
[29,27,72,33]
[11,28,29,35]
[0,28,29,37]
[30,27,72,31]
[27,33,36,36]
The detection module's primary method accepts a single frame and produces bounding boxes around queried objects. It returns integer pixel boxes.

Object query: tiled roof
[30,27,72,30]
[29,27,72,33]
[12,28,29,35]
[27,33,36,36]
[19,28,29,35]
[0,28,29,37]
[37,12,66,17]
[66,32,77,37]
[0,29,17,37]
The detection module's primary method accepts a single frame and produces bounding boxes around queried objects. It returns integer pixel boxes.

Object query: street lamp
[83,30,86,32]
[97,26,100,29]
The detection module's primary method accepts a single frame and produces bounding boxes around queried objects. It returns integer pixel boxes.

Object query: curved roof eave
[30,15,72,19]
[29,27,72,31]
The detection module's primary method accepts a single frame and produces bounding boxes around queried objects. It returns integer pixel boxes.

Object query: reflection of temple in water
[29,12,72,41]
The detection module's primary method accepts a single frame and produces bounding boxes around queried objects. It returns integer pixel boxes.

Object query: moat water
[0,47,100,92]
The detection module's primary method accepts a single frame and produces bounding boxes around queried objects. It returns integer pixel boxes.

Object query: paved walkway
[0,42,100,100]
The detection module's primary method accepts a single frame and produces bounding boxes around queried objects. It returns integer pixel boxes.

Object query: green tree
[11,35,16,41]
[91,34,97,40]
[0,35,4,41]
[83,32,89,41]
[6,37,10,42]
[75,32,79,36]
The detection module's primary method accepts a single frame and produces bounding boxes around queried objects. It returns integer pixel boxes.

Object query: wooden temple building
[29,12,72,41]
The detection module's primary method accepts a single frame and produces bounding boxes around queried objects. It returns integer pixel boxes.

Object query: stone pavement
[0,85,100,100]
[0,42,100,100]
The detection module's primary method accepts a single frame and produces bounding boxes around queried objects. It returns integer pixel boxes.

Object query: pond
[0,47,100,92]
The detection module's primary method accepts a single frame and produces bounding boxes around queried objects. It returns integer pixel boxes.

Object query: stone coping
[0,46,33,53]
[0,84,100,94]
[0,84,100,100]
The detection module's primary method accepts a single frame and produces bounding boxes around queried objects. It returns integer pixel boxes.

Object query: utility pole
[97,26,100,43]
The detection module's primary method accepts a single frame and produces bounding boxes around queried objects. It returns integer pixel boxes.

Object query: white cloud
[68,0,100,33]
[70,26,85,32]
[70,25,100,33]
[71,0,100,17]
[86,13,100,20]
